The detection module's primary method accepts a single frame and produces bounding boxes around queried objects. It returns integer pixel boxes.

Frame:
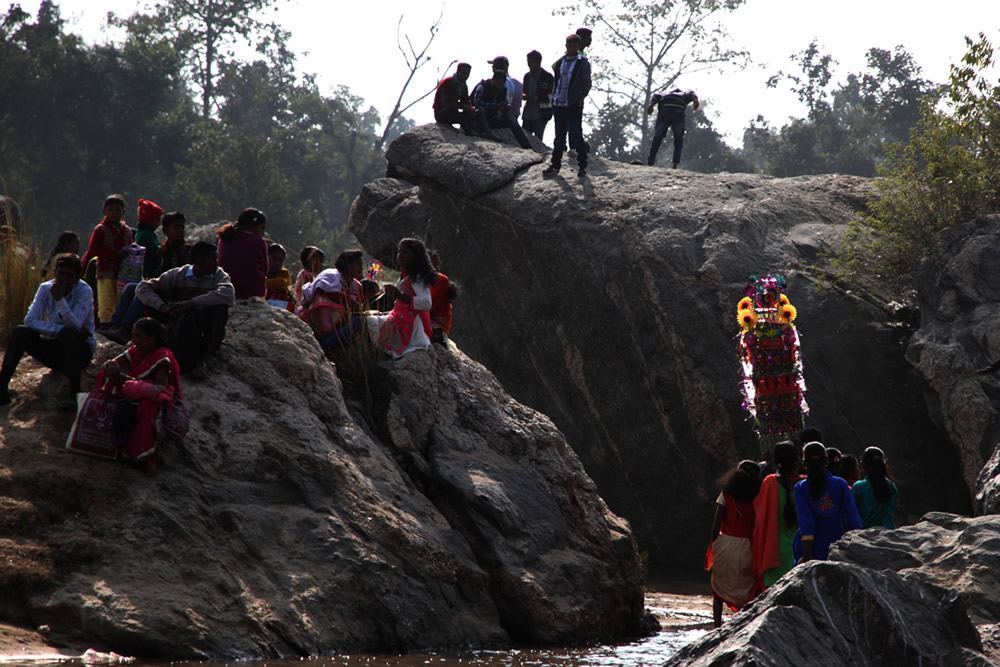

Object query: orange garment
[429,272,453,335]
[752,475,781,581]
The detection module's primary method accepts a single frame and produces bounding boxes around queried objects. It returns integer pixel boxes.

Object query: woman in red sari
[100,318,183,472]
[370,238,437,358]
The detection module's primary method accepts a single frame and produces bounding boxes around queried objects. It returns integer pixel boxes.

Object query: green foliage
[0,1,389,261]
[747,42,942,178]
[835,33,1000,289]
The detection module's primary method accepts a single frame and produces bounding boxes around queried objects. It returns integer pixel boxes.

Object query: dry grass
[0,231,42,343]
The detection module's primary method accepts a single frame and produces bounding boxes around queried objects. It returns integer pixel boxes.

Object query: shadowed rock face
[665,558,990,666]
[666,513,1000,664]
[905,215,1000,511]
[349,124,971,570]
[2,300,646,659]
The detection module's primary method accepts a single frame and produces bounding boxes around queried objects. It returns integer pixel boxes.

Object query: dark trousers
[479,109,533,148]
[435,104,481,134]
[111,282,147,329]
[648,109,686,165]
[551,104,587,167]
[0,326,93,393]
[522,113,551,142]
[151,305,229,372]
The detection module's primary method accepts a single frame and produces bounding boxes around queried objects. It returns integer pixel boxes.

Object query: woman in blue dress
[794,441,862,562]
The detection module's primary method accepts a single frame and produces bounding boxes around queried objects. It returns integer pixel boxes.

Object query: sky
[11,0,1000,146]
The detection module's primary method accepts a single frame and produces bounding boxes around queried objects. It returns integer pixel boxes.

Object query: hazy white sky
[12,0,1000,145]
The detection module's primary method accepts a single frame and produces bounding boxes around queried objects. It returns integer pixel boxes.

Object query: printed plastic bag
[116,243,146,293]
[66,388,119,459]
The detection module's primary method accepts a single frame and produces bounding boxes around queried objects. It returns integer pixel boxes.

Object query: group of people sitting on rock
[708,427,898,627]
[0,194,455,473]
[432,28,595,177]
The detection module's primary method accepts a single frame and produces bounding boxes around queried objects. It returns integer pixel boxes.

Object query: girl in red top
[82,194,133,325]
[710,459,761,627]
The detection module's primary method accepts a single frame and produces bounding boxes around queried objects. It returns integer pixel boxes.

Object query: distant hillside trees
[742,41,942,177]
[0,1,387,252]
[836,33,1000,290]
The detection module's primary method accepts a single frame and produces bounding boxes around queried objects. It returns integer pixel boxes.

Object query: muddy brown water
[0,591,714,667]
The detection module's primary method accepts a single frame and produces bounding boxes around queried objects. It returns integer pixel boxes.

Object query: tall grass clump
[0,231,42,344]
[835,33,1000,293]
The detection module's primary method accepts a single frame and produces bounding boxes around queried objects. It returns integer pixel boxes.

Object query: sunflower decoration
[778,303,797,324]
[737,296,753,312]
[738,308,758,332]
[779,294,790,306]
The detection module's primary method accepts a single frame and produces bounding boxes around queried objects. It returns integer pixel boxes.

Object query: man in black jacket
[521,50,554,141]
[646,87,699,168]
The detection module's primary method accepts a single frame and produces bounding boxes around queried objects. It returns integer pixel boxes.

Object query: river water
[0,591,712,667]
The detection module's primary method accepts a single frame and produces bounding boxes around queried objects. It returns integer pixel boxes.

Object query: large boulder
[832,513,1000,630]
[0,299,646,660]
[348,123,971,570]
[664,559,989,666]
[667,513,1000,664]
[906,215,1000,508]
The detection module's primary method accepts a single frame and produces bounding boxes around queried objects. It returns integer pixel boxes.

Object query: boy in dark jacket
[522,50,554,140]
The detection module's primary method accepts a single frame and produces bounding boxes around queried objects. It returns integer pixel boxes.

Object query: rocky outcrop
[906,215,1000,508]
[348,123,971,570]
[0,299,646,660]
[667,513,1000,665]
[977,443,1000,515]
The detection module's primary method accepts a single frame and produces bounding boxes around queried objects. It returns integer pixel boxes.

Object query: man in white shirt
[0,253,95,409]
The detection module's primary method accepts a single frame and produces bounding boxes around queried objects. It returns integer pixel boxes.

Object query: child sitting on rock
[265,243,294,311]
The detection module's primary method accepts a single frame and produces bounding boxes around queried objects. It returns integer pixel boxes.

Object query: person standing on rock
[0,253,95,410]
[521,50,554,141]
[794,442,862,563]
[543,34,591,178]
[709,460,761,627]
[645,88,699,168]
[576,27,593,55]
[753,441,801,590]
[851,446,898,529]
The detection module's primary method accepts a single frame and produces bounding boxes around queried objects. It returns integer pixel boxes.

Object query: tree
[835,33,1000,290]
[747,41,941,177]
[155,0,289,119]
[557,0,749,159]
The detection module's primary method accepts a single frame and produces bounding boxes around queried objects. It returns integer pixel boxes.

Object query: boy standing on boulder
[543,34,591,178]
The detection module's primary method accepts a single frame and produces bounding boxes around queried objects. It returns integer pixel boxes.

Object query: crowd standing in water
[709,426,900,627]
[0,191,457,474]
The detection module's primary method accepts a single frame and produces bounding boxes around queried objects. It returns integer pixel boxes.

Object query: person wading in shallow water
[710,459,761,627]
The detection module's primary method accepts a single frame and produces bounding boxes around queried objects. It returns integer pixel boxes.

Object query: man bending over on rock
[135,241,235,379]
[0,253,95,410]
